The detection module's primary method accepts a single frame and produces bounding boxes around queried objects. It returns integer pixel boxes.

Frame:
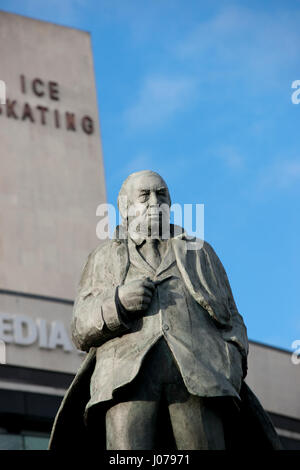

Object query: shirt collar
[113,224,187,244]
[129,231,165,246]
[129,231,147,247]
[128,229,180,246]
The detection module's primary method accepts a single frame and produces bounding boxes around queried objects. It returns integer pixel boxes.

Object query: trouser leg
[101,339,227,450]
[167,391,226,450]
[105,339,170,450]
[105,400,160,450]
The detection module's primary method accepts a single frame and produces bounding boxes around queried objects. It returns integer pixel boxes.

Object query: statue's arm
[71,248,131,352]
[204,242,249,377]
[223,288,249,379]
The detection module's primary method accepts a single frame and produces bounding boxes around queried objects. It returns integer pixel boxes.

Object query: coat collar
[111,224,229,327]
[112,224,187,243]
[111,224,187,283]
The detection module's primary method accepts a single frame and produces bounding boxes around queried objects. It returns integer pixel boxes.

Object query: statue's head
[117,170,171,237]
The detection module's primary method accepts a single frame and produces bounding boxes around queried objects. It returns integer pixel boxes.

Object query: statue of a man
[49,170,282,450]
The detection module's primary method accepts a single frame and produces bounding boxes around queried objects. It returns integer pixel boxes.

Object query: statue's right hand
[118,278,155,316]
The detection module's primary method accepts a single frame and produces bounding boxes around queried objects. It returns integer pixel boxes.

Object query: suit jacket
[49,225,282,450]
[72,225,248,412]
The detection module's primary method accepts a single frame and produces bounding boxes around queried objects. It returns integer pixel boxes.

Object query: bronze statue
[49,170,282,450]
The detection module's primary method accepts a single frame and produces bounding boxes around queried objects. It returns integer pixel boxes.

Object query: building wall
[246,341,300,449]
[0,11,299,451]
[0,10,106,301]
[0,292,83,373]
[1,334,299,450]
[0,10,107,449]
[246,341,300,420]
[0,10,106,375]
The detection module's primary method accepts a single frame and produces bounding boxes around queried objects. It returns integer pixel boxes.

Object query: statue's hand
[118,278,155,316]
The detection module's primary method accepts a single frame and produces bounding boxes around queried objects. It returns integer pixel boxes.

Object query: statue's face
[126,173,171,237]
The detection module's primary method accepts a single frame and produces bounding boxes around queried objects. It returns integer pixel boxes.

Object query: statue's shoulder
[201,239,216,254]
[176,227,212,255]
[87,239,115,263]
[196,239,219,261]
[87,237,129,263]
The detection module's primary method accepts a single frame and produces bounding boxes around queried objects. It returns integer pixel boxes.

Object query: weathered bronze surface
[49,170,282,450]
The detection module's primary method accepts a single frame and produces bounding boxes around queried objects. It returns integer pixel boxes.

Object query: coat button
[163,324,169,331]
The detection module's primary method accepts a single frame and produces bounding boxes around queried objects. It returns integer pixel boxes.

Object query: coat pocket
[225,341,243,393]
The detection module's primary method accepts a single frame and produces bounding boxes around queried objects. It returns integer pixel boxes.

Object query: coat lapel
[155,240,176,276]
[112,225,230,328]
[128,240,156,275]
[172,235,230,327]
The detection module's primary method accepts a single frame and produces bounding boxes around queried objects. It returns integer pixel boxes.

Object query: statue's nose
[149,192,159,206]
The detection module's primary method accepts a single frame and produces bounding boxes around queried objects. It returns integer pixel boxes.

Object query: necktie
[144,238,161,270]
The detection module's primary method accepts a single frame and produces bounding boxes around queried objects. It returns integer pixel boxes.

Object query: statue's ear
[118,195,128,220]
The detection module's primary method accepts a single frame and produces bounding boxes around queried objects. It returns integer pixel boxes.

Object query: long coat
[49,226,282,450]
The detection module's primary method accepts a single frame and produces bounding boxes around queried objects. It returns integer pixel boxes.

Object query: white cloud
[257,159,300,191]
[124,75,196,131]
[173,5,300,87]
[211,145,245,171]
[122,153,154,174]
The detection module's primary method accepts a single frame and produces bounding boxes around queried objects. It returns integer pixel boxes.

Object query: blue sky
[1,0,299,351]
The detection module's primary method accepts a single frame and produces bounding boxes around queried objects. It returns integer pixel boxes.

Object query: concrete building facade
[0,10,299,451]
[0,11,106,449]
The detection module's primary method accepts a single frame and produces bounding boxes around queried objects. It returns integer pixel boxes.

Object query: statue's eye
[139,191,150,200]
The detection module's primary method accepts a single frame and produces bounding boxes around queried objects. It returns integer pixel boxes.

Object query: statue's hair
[117,170,170,219]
